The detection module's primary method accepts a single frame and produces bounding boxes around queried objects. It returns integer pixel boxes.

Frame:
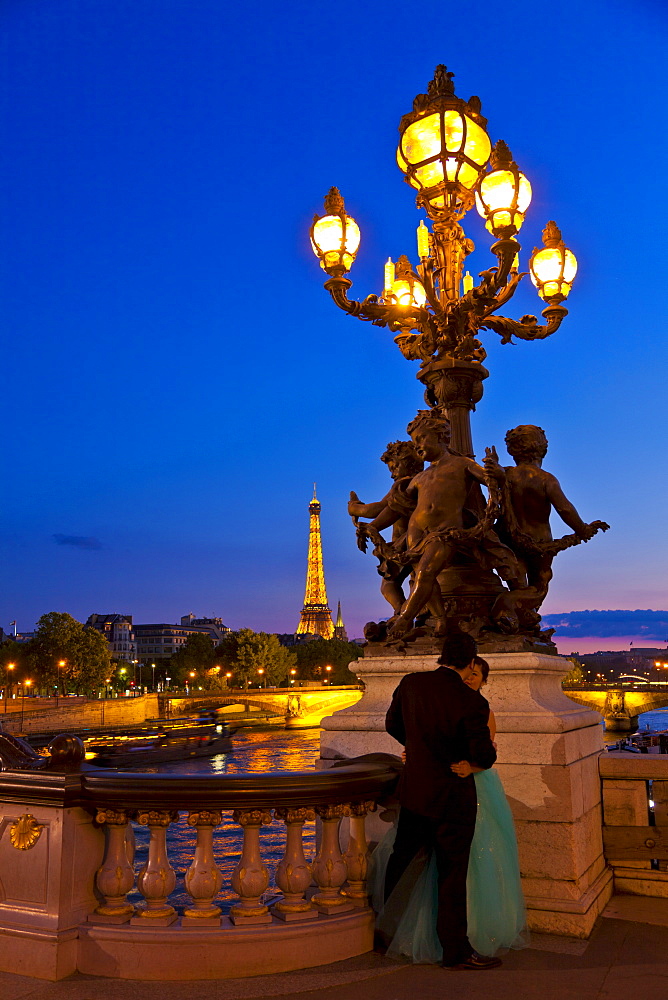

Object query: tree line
[0,613,362,695]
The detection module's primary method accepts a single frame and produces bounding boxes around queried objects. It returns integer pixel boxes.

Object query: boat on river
[25,716,235,769]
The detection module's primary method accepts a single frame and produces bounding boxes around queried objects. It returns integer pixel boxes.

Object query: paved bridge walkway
[2,895,666,1000]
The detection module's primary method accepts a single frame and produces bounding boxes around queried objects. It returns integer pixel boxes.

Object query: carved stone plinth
[321,650,612,938]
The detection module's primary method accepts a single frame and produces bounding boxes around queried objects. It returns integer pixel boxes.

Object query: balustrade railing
[0,751,398,979]
[78,761,396,927]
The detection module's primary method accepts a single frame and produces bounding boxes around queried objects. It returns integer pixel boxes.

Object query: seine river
[129,708,668,912]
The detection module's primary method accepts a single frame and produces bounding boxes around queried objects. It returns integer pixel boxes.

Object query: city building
[296,487,334,639]
[134,615,231,660]
[86,614,136,663]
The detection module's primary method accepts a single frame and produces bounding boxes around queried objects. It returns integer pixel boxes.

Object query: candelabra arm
[323,275,429,330]
[481,302,568,344]
[490,237,521,290]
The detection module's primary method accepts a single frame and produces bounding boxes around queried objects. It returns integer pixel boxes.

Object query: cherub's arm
[463,457,487,484]
[348,490,390,519]
[545,474,596,538]
[368,504,403,533]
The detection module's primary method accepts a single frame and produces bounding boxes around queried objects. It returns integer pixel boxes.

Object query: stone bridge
[164,685,363,729]
[563,684,668,731]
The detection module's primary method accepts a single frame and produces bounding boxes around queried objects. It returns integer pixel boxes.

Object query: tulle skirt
[369,769,528,962]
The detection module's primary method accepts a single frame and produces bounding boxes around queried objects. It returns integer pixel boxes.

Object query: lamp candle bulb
[384,257,395,294]
[462,271,474,294]
[416,221,430,260]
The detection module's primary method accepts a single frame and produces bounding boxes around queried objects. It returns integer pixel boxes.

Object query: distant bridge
[563,684,668,731]
[164,686,363,729]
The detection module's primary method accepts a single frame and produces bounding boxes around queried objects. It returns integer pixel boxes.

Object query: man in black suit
[384,631,499,970]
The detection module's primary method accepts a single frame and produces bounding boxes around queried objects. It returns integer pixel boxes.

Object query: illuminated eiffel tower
[296,485,334,639]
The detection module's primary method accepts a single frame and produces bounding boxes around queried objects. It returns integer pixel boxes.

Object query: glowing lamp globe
[476,140,532,237]
[397,65,491,220]
[310,187,360,274]
[384,255,426,309]
[530,221,577,301]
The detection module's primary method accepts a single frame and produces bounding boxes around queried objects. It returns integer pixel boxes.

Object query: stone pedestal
[0,791,103,980]
[320,650,612,938]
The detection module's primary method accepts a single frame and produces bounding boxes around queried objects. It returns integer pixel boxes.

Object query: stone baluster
[91,808,135,922]
[131,809,179,925]
[183,810,224,924]
[271,807,317,921]
[230,809,273,925]
[312,804,354,914]
[342,801,373,907]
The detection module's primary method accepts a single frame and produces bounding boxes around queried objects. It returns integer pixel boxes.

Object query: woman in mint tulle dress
[370,657,528,962]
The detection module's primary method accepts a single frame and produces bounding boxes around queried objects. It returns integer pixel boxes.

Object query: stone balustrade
[600,752,668,898]
[0,758,397,981]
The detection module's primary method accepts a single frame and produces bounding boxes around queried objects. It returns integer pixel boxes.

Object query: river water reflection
[129,726,322,912]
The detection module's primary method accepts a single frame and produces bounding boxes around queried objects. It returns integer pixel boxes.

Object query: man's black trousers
[384,795,477,966]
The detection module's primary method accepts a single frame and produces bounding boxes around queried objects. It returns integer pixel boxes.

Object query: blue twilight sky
[2,0,667,643]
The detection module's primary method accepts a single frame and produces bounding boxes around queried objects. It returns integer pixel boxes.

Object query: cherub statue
[386,410,524,638]
[484,424,609,628]
[348,440,423,615]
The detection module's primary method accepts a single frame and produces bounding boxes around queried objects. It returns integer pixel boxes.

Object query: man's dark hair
[438,632,477,671]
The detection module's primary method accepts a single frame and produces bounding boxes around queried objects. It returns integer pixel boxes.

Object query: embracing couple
[371,631,527,970]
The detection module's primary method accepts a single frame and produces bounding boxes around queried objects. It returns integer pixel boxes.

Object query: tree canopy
[294,638,361,684]
[217,629,297,688]
[28,612,112,692]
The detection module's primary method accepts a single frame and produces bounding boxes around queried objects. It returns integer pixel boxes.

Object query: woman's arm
[451,709,496,777]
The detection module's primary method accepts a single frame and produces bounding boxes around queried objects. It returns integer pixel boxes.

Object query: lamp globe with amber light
[310,187,360,275]
[530,221,578,303]
[384,255,427,309]
[476,140,532,239]
[396,65,491,221]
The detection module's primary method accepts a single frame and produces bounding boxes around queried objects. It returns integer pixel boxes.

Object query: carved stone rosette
[183,810,224,920]
[272,807,317,922]
[230,809,273,924]
[311,804,355,914]
[93,808,136,919]
[342,801,374,907]
[133,809,179,923]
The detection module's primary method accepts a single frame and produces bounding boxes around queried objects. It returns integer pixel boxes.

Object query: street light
[151,662,156,691]
[257,668,266,688]
[20,679,32,730]
[3,663,15,713]
[57,659,66,706]
[290,668,297,686]
[324,665,332,685]
[310,64,577,460]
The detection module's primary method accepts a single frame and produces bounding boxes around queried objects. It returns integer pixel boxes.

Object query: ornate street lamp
[309,65,578,458]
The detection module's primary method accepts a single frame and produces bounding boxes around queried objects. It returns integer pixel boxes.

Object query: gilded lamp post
[310,65,577,459]
[310,65,607,650]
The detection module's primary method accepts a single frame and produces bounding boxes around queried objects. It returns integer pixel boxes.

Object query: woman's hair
[474,655,490,683]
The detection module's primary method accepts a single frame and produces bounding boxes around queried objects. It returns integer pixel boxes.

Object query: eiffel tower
[296,485,334,639]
